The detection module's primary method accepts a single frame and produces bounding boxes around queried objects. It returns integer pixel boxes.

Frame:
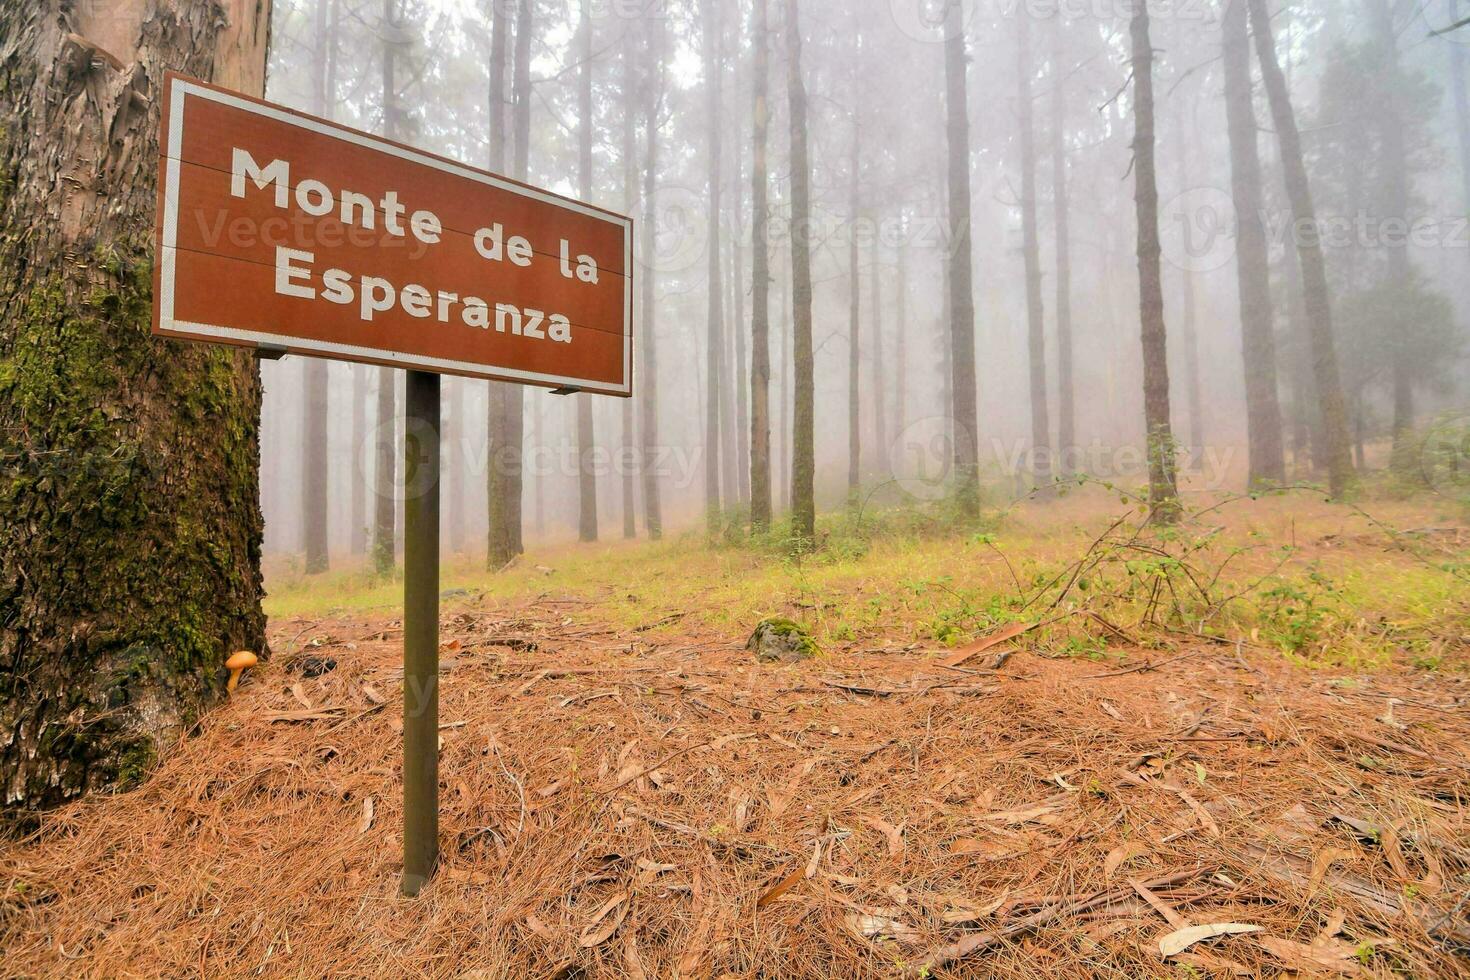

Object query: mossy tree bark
[0,0,270,808]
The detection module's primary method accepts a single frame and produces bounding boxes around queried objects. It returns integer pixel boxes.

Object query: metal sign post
[400,369,440,896]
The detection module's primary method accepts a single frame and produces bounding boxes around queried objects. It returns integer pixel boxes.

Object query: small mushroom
[225,650,258,694]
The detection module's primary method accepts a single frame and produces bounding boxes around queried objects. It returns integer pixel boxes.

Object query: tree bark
[944,2,980,515]
[488,0,532,566]
[575,0,598,542]
[787,0,816,542]
[640,15,665,540]
[1049,24,1075,477]
[871,237,886,472]
[1368,0,1415,462]
[302,0,335,574]
[1017,11,1050,488]
[1450,0,1470,252]
[847,123,862,499]
[1173,102,1205,465]
[1248,0,1354,498]
[372,0,402,577]
[350,364,367,554]
[749,0,773,530]
[1222,0,1285,485]
[0,0,269,808]
[702,0,725,529]
[621,21,639,540]
[895,233,909,443]
[1130,0,1180,519]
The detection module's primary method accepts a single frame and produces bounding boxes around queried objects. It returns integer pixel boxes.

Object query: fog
[257,0,1470,563]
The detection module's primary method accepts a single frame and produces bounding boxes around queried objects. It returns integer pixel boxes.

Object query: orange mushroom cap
[225,650,258,671]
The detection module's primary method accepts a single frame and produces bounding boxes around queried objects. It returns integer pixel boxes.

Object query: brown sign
[154,73,632,395]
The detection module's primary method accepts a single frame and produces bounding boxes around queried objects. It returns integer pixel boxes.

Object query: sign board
[154,73,633,396]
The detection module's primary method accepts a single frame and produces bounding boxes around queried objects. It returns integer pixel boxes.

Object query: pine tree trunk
[488,0,531,566]
[779,257,792,511]
[847,126,862,499]
[640,17,665,540]
[1248,0,1354,498]
[787,0,817,542]
[733,199,750,507]
[944,4,980,515]
[1222,0,1286,486]
[1130,0,1180,519]
[870,239,886,471]
[1369,0,1416,463]
[895,236,909,442]
[1050,24,1075,478]
[703,0,725,529]
[749,0,773,531]
[350,364,367,554]
[372,0,402,577]
[621,25,639,540]
[1450,0,1470,246]
[0,0,269,808]
[1017,12,1050,488]
[575,0,598,542]
[1173,108,1205,464]
[301,0,334,575]
[448,379,465,551]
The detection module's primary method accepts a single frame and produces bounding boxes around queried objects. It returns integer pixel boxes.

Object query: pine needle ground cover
[3,492,1468,977]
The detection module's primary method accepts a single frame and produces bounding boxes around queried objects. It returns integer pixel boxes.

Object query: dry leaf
[1100,701,1125,722]
[978,802,1058,825]
[1158,923,1262,958]
[360,682,385,704]
[290,682,312,709]
[1309,847,1352,893]
[1257,936,1365,975]
[756,865,805,908]
[863,815,906,856]
[578,893,629,948]
[623,931,649,980]
[358,796,375,834]
[843,908,918,942]
[941,892,1008,924]
[938,622,1032,667]
[948,836,1028,860]
[523,915,553,939]
[1104,842,1150,878]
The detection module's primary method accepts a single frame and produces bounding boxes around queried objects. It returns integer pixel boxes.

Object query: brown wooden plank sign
[154,72,632,395]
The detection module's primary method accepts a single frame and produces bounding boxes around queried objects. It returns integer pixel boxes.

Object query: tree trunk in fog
[847,124,862,499]
[703,0,725,529]
[621,25,639,540]
[895,235,908,444]
[1129,1,1180,520]
[575,0,598,542]
[350,366,367,554]
[787,0,816,542]
[1017,12,1050,489]
[1368,0,1415,463]
[302,0,336,574]
[1248,0,1354,498]
[1050,27,1075,478]
[1221,0,1285,486]
[871,241,886,473]
[1450,0,1470,254]
[944,4,980,516]
[749,0,773,531]
[779,257,792,511]
[488,0,533,566]
[448,380,465,551]
[641,18,665,540]
[0,0,269,808]
[733,205,750,506]
[373,0,403,577]
[1172,109,1204,465]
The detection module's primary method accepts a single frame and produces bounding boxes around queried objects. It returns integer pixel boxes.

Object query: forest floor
[3,488,1470,977]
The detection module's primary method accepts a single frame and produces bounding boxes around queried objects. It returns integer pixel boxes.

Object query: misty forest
[4,0,1470,975]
